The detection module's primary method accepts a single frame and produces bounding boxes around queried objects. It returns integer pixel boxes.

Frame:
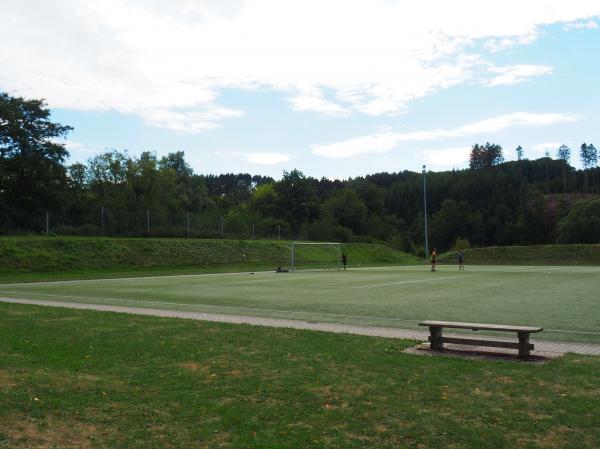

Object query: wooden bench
[418,320,543,359]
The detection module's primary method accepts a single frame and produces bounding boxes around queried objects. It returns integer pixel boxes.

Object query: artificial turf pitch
[1,265,599,344]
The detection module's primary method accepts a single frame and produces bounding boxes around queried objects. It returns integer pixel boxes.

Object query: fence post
[187,213,190,238]
[220,216,224,236]
[278,225,281,240]
[46,211,49,235]
[101,206,104,235]
[147,209,150,236]
[252,223,255,240]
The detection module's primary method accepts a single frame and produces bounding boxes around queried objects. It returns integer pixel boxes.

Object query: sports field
[1,264,599,344]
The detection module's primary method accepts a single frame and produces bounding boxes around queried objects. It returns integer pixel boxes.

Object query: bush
[451,238,471,251]
[388,233,416,254]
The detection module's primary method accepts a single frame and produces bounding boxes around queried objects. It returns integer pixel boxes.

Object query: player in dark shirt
[431,248,437,272]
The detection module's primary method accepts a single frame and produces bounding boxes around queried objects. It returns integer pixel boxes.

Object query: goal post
[290,241,342,272]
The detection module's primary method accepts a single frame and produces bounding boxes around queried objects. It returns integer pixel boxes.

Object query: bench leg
[430,326,443,351]
[518,332,530,359]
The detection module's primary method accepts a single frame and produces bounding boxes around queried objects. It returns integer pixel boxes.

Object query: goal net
[290,241,342,272]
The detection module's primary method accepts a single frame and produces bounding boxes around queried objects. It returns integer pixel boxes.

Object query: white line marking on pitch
[352,276,456,289]
[0,270,276,287]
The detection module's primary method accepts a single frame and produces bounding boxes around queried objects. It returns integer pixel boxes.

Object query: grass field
[437,244,600,266]
[1,264,599,344]
[1,302,599,449]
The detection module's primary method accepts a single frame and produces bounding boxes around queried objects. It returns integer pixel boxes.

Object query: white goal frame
[290,241,342,272]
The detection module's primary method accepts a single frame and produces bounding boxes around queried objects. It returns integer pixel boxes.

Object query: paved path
[2,297,600,357]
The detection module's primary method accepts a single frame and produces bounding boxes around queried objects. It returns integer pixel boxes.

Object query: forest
[2,92,600,253]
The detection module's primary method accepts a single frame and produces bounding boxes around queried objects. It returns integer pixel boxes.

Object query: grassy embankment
[0,236,416,282]
[1,302,598,449]
[438,244,600,266]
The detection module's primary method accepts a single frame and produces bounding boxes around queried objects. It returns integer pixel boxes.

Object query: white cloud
[1,0,599,131]
[287,86,350,116]
[63,141,99,153]
[486,64,554,87]
[564,20,598,30]
[484,34,539,52]
[312,112,580,159]
[229,152,291,165]
[141,106,244,133]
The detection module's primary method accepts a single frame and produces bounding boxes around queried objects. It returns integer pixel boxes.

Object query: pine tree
[515,145,524,161]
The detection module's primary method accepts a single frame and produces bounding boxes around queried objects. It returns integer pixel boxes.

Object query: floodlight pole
[422,165,429,259]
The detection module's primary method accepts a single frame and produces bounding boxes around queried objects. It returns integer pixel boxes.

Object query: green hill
[438,244,600,266]
[0,236,416,274]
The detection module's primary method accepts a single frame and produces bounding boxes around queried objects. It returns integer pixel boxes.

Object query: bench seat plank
[419,320,543,333]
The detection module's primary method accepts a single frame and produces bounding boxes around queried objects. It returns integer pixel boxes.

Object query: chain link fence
[1,207,303,241]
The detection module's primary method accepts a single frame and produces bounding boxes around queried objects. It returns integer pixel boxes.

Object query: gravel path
[2,297,600,357]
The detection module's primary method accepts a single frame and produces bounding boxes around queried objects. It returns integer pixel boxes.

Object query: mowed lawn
[1,302,599,449]
[1,265,599,343]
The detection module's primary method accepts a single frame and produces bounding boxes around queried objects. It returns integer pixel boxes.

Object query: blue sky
[1,1,599,179]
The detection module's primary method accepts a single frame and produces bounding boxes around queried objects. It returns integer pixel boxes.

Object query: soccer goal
[290,241,342,272]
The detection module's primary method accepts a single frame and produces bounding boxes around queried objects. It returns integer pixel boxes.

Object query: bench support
[429,326,444,351]
[518,332,531,359]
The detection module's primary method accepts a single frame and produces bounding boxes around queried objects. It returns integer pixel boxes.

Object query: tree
[557,198,600,243]
[515,145,524,161]
[557,144,570,163]
[159,151,193,178]
[323,189,368,235]
[590,144,598,166]
[430,199,482,250]
[469,143,504,170]
[557,144,570,193]
[274,169,318,235]
[0,92,73,229]
[580,143,598,189]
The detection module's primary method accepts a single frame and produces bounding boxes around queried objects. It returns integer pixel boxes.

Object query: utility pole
[422,165,429,259]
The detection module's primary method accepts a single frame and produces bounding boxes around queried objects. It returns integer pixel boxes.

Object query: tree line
[2,92,600,251]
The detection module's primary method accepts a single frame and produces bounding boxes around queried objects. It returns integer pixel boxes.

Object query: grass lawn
[1,302,599,449]
[1,265,599,344]
[0,236,416,273]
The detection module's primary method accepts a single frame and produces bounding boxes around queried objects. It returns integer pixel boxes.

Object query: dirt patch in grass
[179,361,202,372]
[495,376,514,384]
[0,369,17,389]
[0,415,103,449]
[517,425,584,449]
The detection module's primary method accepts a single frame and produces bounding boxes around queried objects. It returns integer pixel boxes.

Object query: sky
[1,0,599,179]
